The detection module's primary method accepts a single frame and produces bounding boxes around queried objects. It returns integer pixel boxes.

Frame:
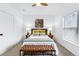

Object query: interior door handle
[0,34,3,36]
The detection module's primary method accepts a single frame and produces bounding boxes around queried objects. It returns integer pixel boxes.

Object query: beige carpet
[2,43,21,56]
[2,42,75,56]
[56,41,75,56]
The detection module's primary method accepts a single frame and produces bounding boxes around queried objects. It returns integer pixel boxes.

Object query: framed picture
[35,19,43,28]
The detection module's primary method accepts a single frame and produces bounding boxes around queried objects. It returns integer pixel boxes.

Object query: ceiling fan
[32,3,48,7]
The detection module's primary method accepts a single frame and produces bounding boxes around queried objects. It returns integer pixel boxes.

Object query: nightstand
[48,32,53,39]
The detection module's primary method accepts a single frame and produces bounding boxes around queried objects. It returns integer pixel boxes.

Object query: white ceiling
[10,3,79,16]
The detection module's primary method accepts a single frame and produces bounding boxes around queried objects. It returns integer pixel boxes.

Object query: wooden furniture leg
[52,50,56,56]
[19,50,24,56]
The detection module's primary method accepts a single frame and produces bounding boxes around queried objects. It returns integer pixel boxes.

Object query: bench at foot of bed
[19,45,56,56]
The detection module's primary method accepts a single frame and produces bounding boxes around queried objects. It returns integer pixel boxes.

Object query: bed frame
[19,45,56,56]
[20,28,57,56]
[31,28,48,35]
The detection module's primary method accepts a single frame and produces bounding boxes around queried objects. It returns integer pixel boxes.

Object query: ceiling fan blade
[32,3,36,7]
[41,3,48,6]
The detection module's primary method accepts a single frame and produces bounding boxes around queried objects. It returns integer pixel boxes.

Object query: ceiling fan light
[36,3,41,6]
[32,3,48,7]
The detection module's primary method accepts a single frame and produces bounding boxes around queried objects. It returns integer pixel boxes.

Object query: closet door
[0,11,14,43]
[64,11,78,42]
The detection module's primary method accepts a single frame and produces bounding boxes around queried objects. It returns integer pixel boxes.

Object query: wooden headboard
[31,29,47,35]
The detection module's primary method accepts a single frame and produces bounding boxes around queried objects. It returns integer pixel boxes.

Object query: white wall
[0,4,23,55]
[54,16,63,40]
[23,15,55,34]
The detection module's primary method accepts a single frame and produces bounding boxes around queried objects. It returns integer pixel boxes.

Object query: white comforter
[24,35,53,42]
[23,35,59,55]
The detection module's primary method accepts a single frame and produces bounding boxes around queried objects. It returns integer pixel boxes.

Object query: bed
[20,28,58,56]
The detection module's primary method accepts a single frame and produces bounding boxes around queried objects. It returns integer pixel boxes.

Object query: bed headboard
[31,29,47,35]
